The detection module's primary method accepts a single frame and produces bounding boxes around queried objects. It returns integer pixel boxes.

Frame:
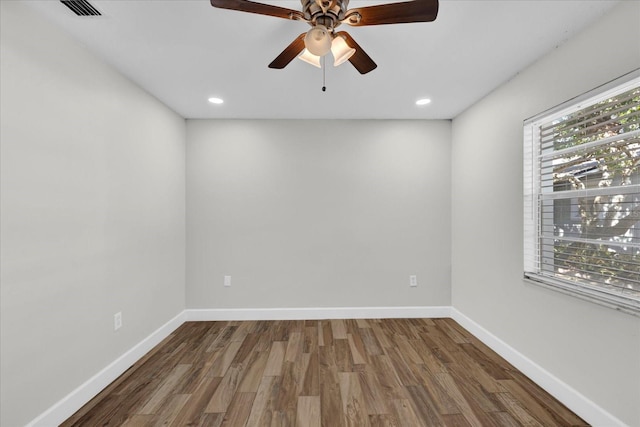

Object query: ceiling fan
[210,0,439,74]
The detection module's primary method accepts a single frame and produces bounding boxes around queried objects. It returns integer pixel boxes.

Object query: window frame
[523,69,640,316]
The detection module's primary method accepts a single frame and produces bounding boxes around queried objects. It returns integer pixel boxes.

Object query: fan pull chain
[322,55,326,92]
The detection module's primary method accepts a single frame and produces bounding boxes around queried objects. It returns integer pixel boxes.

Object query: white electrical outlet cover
[114,312,122,330]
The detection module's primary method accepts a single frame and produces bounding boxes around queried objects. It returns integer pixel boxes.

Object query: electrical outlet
[224,275,231,287]
[409,275,418,287]
[114,312,122,331]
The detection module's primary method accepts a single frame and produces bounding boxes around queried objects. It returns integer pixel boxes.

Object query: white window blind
[524,72,640,314]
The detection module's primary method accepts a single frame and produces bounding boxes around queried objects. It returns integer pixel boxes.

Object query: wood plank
[438,370,501,427]
[254,333,273,353]
[94,386,161,424]
[331,319,348,339]
[508,375,588,426]
[368,414,400,427]
[318,321,325,347]
[230,321,251,342]
[204,365,242,413]
[451,345,506,394]
[405,385,445,426]
[297,396,321,427]
[408,336,448,374]
[369,355,406,401]
[301,350,320,396]
[395,338,424,365]
[275,361,298,411]
[447,368,501,414]
[347,333,369,365]
[357,366,390,415]
[413,364,460,415]
[206,325,236,352]
[434,372,486,427]
[345,319,361,335]
[437,320,471,344]
[338,372,371,427]
[356,319,371,328]
[390,399,426,427]
[459,343,513,381]
[442,413,473,427]
[289,320,306,333]
[237,350,269,393]
[427,324,462,355]
[264,341,286,376]
[149,393,190,426]
[121,415,153,427]
[270,321,290,342]
[245,376,281,426]
[270,410,295,427]
[304,325,319,354]
[370,322,393,349]
[498,379,569,426]
[285,332,304,362]
[319,345,345,427]
[230,332,259,366]
[172,362,211,395]
[490,411,521,427]
[138,364,191,414]
[334,338,353,372]
[198,412,224,427]
[359,328,383,356]
[321,320,334,347]
[385,347,420,386]
[170,376,222,426]
[208,341,243,377]
[495,392,545,427]
[220,392,255,427]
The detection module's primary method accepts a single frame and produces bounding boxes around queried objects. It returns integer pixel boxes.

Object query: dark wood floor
[62,318,588,426]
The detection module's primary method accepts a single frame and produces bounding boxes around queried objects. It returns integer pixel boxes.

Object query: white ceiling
[25,0,619,119]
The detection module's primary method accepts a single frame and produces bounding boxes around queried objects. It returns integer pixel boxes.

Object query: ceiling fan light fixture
[331,35,355,67]
[304,25,331,57]
[298,49,322,68]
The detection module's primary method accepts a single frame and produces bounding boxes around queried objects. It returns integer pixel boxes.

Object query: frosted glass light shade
[304,25,331,57]
[298,49,322,68]
[331,36,356,67]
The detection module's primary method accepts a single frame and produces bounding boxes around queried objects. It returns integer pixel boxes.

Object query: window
[524,71,640,315]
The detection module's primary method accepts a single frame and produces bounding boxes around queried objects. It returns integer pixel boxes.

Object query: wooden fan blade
[210,0,304,21]
[336,31,377,74]
[268,33,306,69]
[344,0,438,26]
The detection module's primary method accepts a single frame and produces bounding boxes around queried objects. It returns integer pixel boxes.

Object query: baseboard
[185,305,452,321]
[25,311,186,427]
[450,308,626,427]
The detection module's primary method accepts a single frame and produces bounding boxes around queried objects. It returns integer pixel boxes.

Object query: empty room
[1,0,639,426]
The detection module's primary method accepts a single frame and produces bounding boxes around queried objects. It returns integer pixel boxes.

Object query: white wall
[0,2,186,426]
[451,2,640,425]
[187,119,451,309]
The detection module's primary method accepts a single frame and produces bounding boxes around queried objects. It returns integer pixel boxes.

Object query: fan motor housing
[302,0,349,28]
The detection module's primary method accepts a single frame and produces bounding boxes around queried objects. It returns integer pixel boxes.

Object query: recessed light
[416,98,431,106]
[208,97,224,104]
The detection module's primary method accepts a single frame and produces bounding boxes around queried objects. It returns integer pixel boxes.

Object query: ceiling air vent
[60,0,101,16]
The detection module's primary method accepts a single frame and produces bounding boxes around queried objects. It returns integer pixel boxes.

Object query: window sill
[523,274,640,317]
